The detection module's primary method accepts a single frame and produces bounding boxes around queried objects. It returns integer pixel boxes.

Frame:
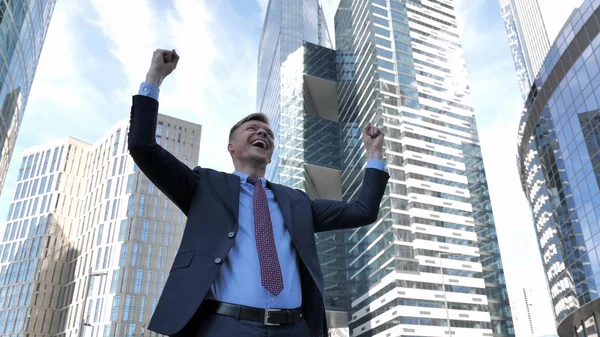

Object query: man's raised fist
[145,49,180,87]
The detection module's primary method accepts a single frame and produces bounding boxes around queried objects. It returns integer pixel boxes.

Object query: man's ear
[227,142,234,155]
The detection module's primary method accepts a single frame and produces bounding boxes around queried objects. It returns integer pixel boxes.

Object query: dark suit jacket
[127,95,390,337]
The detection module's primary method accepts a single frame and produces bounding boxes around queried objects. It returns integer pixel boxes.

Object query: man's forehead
[244,120,271,129]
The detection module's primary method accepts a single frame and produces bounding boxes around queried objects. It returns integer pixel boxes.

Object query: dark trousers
[171,302,311,337]
[195,313,310,337]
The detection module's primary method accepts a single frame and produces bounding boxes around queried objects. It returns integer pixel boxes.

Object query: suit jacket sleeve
[309,168,389,233]
[128,95,201,215]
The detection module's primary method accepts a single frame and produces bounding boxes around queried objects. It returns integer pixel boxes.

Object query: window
[124,295,132,320]
[39,176,47,194]
[119,156,125,175]
[134,269,143,293]
[105,180,112,199]
[373,16,389,27]
[119,244,128,267]
[111,270,120,293]
[128,323,136,336]
[157,247,163,269]
[49,149,58,173]
[146,270,152,294]
[111,296,120,320]
[156,122,163,136]
[152,197,158,218]
[126,196,135,217]
[152,221,158,242]
[131,243,139,266]
[46,175,54,193]
[142,220,149,241]
[139,297,146,321]
[20,181,28,199]
[97,224,104,245]
[163,199,168,220]
[126,174,135,194]
[147,245,152,268]
[95,248,103,270]
[30,179,38,197]
[104,203,110,221]
[372,5,388,17]
[138,195,146,217]
[41,150,50,175]
[23,155,33,178]
[165,223,171,245]
[113,130,121,156]
[111,199,118,220]
[103,246,111,269]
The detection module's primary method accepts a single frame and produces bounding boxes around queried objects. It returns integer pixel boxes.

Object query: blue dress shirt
[137,82,386,309]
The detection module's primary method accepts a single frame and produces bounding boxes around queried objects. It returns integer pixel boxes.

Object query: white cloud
[88,0,156,93]
[87,0,247,172]
[29,2,110,123]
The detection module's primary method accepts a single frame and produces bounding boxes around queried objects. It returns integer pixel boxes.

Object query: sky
[0,0,567,335]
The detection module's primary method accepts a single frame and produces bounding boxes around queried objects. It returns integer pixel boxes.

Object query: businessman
[128,49,390,337]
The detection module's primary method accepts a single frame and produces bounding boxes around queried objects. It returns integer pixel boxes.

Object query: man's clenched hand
[362,123,384,161]
[145,49,180,87]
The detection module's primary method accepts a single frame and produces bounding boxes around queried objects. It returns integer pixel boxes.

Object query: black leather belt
[202,300,304,326]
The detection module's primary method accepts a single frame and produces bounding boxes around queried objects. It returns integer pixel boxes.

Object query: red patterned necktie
[247,176,284,296]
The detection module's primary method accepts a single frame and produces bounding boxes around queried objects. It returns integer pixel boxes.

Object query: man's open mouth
[251,139,267,149]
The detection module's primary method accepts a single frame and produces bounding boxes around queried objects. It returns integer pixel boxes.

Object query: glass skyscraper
[499,0,551,98]
[0,0,56,195]
[257,0,514,336]
[499,0,550,98]
[516,1,600,336]
[334,1,513,336]
[0,114,201,337]
[256,1,354,334]
[257,0,333,184]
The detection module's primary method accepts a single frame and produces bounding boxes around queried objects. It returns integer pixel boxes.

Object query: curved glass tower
[0,0,57,195]
[516,1,600,335]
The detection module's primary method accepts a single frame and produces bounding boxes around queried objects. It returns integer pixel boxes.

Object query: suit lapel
[225,173,240,221]
[269,183,295,236]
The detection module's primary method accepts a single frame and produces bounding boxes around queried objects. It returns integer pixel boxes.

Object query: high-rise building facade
[257,0,515,336]
[0,114,201,337]
[499,0,551,98]
[516,1,600,336]
[256,0,333,183]
[0,0,57,195]
[334,0,514,336]
[256,2,355,335]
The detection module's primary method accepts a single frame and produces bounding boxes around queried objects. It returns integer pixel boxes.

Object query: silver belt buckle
[264,308,281,326]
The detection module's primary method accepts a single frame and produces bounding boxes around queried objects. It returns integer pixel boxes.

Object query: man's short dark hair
[229,113,270,141]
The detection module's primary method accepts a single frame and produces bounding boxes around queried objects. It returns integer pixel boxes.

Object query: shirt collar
[233,171,267,187]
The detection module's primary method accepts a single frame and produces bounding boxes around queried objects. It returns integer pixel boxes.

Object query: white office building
[0,114,201,337]
[334,0,514,336]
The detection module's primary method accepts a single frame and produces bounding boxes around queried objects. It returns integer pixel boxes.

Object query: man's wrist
[366,150,383,161]
[145,70,164,87]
